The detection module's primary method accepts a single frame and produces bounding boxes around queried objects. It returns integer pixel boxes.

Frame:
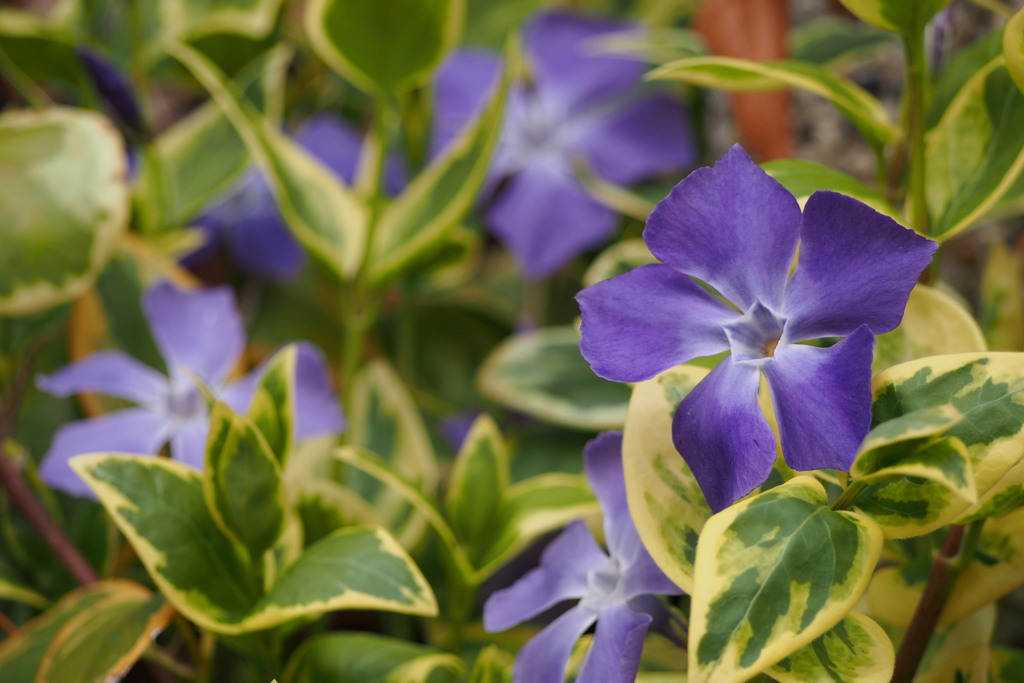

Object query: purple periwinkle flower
[187,114,405,278]
[37,282,345,496]
[577,146,937,512]
[484,431,681,683]
[435,11,696,279]
[75,45,143,135]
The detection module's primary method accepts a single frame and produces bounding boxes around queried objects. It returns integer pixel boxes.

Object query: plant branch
[890,523,966,683]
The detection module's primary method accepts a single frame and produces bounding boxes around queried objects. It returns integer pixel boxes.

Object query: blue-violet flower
[37,281,345,496]
[577,145,937,511]
[484,431,681,683]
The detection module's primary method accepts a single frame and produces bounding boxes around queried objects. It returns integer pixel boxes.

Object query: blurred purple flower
[435,11,697,279]
[577,146,936,511]
[187,114,405,279]
[484,431,681,683]
[37,282,345,496]
[75,45,143,135]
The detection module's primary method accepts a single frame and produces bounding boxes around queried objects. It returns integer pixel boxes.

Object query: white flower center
[579,557,626,613]
[723,301,787,363]
[163,372,206,424]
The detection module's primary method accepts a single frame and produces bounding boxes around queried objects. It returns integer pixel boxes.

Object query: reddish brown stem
[0,447,98,585]
[890,524,965,683]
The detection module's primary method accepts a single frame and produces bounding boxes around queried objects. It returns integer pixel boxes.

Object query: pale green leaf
[990,647,1024,682]
[168,0,286,39]
[581,238,657,288]
[468,645,514,683]
[477,326,631,430]
[762,158,899,219]
[0,107,128,315]
[689,476,882,683]
[837,0,952,37]
[170,42,368,278]
[305,0,464,94]
[980,241,1024,351]
[649,56,897,149]
[246,344,297,464]
[623,364,712,594]
[444,414,509,555]
[1007,8,1024,95]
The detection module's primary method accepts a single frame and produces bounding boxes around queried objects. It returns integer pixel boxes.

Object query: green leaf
[305,0,464,94]
[581,238,658,288]
[347,360,439,546]
[369,49,508,283]
[444,414,509,553]
[283,632,461,683]
[762,159,899,220]
[872,284,987,373]
[766,612,894,683]
[173,0,285,39]
[836,0,952,37]
[871,353,1024,523]
[246,344,297,464]
[0,107,128,315]
[151,47,284,229]
[792,18,896,66]
[622,364,712,594]
[477,326,632,430]
[170,42,369,278]
[689,476,882,683]
[991,647,1024,682]
[472,473,597,583]
[0,580,161,682]
[71,454,262,632]
[649,56,897,149]
[204,402,288,561]
[926,58,1024,240]
[849,475,962,539]
[1007,8,1024,95]
[36,590,174,683]
[243,525,438,629]
[291,477,383,546]
[0,10,84,88]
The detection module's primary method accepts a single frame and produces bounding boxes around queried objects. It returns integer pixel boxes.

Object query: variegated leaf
[0,580,138,680]
[283,632,462,683]
[1007,7,1024,95]
[204,402,288,561]
[467,645,514,683]
[246,344,297,463]
[0,107,128,315]
[347,359,438,547]
[766,612,894,683]
[926,58,1024,241]
[873,284,987,373]
[851,476,964,538]
[689,476,882,683]
[990,647,1024,682]
[649,57,896,149]
[871,353,1024,523]
[36,588,173,683]
[170,43,369,278]
[763,158,899,219]
[914,605,995,683]
[444,414,509,556]
[981,241,1024,351]
[304,0,463,94]
[291,477,383,546]
[472,473,597,583]
[623,364,712,594]
[477,326,631,430]
[582,238,658,288]
[370,49,508,283]
[836,0,951,36]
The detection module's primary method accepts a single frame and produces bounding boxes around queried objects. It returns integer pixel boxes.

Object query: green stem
[0,45,50,107]
[830,480,867,511]
[903,34,930,237]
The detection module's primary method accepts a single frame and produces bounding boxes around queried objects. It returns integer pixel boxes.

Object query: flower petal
[512,606,596,683]
[644,145,801,311]
[143,282,244,385]
[576,603,652,683]
[673,358,776,512]
[488,163,617,279]
[170,419,210,471]
[582,431,631,557]
[577,264,734,383]
[622,549,684,599]
[569,92,696,186]
[484,519,607,632]
[763,326,874,472]
[39,409,169,497]
[782,191,938,340]
[293,114,407,196]
[293,342,346,439]
[432,49,502,156]
[36,350,167,405]
[525,11,644,114]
